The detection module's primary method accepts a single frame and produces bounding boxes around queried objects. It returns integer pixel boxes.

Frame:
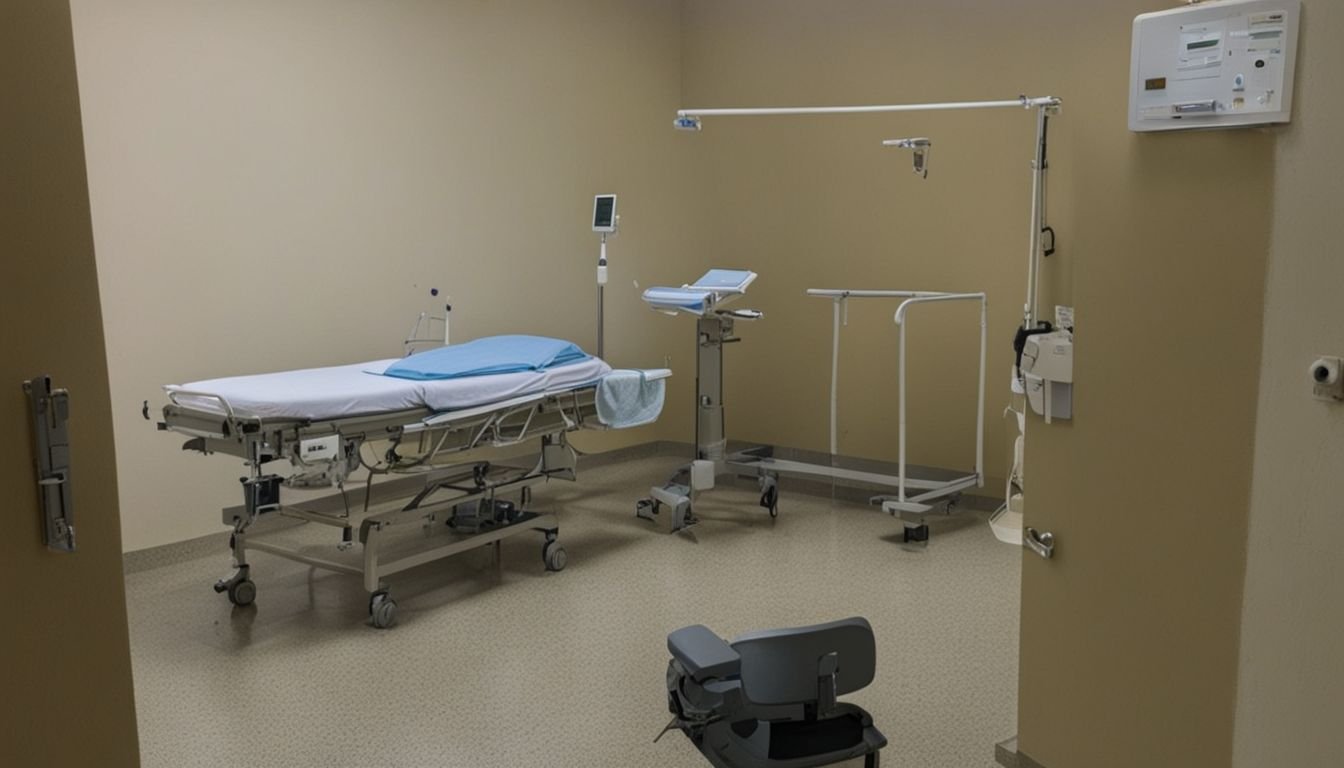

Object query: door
[0,2,140,766]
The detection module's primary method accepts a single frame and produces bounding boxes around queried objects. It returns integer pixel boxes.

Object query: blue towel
[596,370,666,428]
[381,335,591,381]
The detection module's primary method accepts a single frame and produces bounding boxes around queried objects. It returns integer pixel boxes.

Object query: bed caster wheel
[671,502,699,533]
[758,476,779,518]
[760,485,779,518]
[369,592,397,629]
[903,524,930,544]
[636,498,660,522]
[543,541,568,572]
[227,578,256,607]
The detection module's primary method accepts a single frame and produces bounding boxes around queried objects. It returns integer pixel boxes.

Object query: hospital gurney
[155,339,668,628]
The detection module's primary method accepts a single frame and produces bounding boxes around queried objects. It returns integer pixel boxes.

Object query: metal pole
[678,96,1060,119]
[1024,105,1049,329]
[892,292,987,501]
[830,297,842,456]
[898,318,908,504]
[976,297,987,486]
[597,236,607,359]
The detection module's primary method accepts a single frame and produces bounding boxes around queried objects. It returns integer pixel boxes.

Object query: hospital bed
[638,270,985,542]
[155,336,668,628]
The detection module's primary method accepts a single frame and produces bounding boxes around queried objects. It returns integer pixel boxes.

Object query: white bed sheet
[167,357,613,421]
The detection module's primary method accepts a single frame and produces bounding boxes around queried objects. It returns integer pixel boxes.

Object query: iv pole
[597,232,608,359]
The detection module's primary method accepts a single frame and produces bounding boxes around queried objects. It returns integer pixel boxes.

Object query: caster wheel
[543,541,568,572]
[760,485,779,518]
[369,593,397,629]
[758,478,779,519]
[227,578,256,607]
[903,524,930,544]
[636,498,661,522]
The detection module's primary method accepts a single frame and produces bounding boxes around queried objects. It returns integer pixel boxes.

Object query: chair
[662,617,886,767]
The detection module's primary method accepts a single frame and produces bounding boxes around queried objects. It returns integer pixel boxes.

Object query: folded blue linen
[381,335,591,381]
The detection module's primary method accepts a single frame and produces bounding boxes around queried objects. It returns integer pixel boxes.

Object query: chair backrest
[730,617,876,706]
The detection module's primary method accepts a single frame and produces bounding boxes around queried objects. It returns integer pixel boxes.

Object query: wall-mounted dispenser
[1022,330,1073,423]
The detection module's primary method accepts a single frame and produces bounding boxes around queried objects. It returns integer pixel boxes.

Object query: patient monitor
[592,194,617,233]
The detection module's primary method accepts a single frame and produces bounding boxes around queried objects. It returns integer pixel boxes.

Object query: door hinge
[24,375,76,552]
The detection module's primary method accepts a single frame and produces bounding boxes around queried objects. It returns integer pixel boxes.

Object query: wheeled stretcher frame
[159,385,604,627]
[639,284,986,543]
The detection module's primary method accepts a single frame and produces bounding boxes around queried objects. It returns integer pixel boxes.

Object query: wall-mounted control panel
[1130,0,1300,132]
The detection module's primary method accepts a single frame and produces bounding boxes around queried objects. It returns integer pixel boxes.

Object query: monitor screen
[593,195,616,231]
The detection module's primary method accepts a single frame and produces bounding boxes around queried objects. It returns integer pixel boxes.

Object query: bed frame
[157,385,606,628]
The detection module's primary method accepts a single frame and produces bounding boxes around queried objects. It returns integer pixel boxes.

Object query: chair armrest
[668,625,741,682]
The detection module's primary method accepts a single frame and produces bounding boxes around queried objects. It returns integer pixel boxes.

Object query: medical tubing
[358,424,457,475]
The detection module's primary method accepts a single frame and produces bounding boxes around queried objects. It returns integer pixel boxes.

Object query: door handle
[1024,527,1054,560]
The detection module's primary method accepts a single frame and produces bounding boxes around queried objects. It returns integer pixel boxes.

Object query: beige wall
[1234,3,1344,765]
[69,0,696,552]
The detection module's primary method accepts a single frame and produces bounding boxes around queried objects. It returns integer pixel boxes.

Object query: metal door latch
[24,375,76,552]
[1024,526,1054,560]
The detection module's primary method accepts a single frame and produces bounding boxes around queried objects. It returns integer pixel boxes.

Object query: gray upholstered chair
[662,617,886,768]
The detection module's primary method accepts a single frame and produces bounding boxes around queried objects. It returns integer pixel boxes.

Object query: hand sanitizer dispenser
[1022,330,1073,422]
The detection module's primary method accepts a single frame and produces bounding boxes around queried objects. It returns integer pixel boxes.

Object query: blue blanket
[596,370,665,429]
[381,335,591,381]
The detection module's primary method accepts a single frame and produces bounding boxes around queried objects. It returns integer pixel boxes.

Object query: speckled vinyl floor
[124,455,1020,768]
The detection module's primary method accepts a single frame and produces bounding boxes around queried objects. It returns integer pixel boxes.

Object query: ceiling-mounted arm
[671,94,1064,330]
[674,95,1061,124]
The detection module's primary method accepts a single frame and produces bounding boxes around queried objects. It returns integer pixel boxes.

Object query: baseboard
[123,529,231,575]
[574,439,689,468]
[996,737,1048,768]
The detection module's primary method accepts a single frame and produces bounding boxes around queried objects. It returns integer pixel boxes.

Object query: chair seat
[767,712,867,760]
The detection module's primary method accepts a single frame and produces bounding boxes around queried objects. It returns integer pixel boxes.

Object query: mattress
[166,357,613,422]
